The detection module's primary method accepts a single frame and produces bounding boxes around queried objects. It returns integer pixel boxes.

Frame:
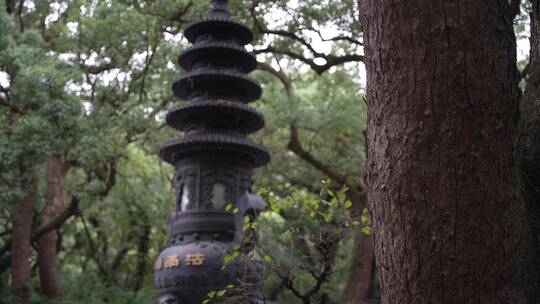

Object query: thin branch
[253,47,363,74]
[288,124,349,186]
[80,61,116,75]
[139,42,159,102]
[262,29,324,57]
[276,271,306,301]
[79,212,109,277]
[98,159,117,198]
[133,0,192,24]
[305,23,363,46]
[258,62,366,197]
[249,0,363,74]
[111,246,130,271]
[288,124,365,205]
[257,62,292,94]
[320,35,362,46]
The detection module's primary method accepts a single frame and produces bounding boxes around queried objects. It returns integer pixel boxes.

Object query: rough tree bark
[360,0,528,303]
[37,155,69,299]
[519,1,540,301]
[11,169,37,299]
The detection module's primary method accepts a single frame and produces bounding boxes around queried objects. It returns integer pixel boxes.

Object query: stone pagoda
[154,0,270,303]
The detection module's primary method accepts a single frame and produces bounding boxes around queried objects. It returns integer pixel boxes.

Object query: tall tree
[0,1,374,301]
[0,0,185,299]
[360,0,533,303]
[0,3,78,298]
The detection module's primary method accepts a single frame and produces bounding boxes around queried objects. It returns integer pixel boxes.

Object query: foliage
[257,182,369,304]
[0,0,369,303]
[254,65,366,191]
[203,182,370,304]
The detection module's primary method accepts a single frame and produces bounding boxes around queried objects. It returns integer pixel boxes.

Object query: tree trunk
[519,1,540,301]
[11,169,37,299]
[37,155,69,299]
[131,217,150,291]
[343,189,374,304]
[360,1,526,303]
[343,232,374,303]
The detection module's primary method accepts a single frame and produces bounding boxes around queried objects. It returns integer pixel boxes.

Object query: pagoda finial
[208,0,231,19]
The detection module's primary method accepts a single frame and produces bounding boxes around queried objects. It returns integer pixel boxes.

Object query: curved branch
[254,47,363,74]
[288,124,349,186]
[258,62,366,197]
[32,196,79,242]
[80,61,116,75]
[262,29,324,57]
[257,62,292,94]
[320,35,362,46]
[98,160,117,198]
[249,1,363,74]
[288,124,365,206]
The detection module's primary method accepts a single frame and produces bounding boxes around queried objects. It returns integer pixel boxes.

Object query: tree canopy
[1,0,538,303]
[0,1,369,303]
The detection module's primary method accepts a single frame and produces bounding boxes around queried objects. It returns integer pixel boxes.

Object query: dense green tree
[1,0,537,303]
[0,0,370,302]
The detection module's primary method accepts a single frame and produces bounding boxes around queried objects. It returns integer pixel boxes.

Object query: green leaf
[362,226,372,235]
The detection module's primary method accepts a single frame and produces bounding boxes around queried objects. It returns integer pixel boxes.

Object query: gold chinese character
[185,253,206,266]
[154,258,163,271]
[164,255,180,268]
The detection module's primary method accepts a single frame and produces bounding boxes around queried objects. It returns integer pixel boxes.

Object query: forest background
[0,0,533,303]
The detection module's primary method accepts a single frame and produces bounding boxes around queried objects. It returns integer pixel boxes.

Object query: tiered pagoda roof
[160,0,270,169]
